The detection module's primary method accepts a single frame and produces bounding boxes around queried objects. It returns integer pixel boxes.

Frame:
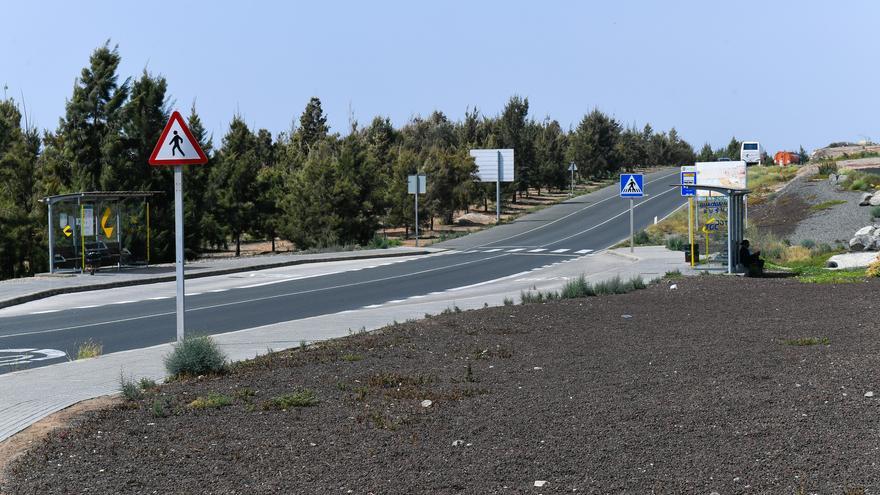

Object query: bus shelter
[671,184,749,274]
[40,191,163,274]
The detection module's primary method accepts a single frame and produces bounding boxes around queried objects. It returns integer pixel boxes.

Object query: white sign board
[469,149,514,182]
[695,161,747,197]
[407,174,426,194]
[82,207,95,236]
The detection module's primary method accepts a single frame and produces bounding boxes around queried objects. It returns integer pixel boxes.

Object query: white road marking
[30,310,60,315]
[575,249,592,254]
[73,305,99,309]
[528,248,548,253]
[507,248,526,252]
[550,248,570,253]
[208,289,229,293]
[148,296,171,300]
[408,295,426,299]
[110,300,134,305]
[446,271,532,292]
[387,299,406,304]
[363,304,383,309]
[483,248,502,253]
[472,170,680,249]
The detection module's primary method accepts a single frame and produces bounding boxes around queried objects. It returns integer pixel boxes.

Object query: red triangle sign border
[148,110,209,166]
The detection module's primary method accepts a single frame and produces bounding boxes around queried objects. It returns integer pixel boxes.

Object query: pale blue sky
[2,1,877,153]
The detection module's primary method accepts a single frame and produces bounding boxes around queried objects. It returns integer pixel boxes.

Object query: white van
[740,141,763,164]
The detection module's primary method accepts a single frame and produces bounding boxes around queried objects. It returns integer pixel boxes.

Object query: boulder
[850,235,873,251]
[838,174,849,185]
[859,192,874,206]
[871,195,880,207]
[854,225,876,237]
[829,173,839,184]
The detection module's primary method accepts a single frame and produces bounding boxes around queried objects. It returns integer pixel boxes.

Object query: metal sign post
[469,149,514,224]
[174,166,185,342]
[619,173,645,254]
[680,167,697,267]
[149,110,209,343]
[408,174,427,247]
[569,162,577,197]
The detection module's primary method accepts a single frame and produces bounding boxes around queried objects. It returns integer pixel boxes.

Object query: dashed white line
[507,248,526,252]
[575,249,592,254]
[550,248,570,253]
[528,248,547,253]
[483,248,502,253]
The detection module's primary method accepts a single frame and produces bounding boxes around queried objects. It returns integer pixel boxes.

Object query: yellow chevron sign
[63,225,72,237]
[101,207,114,238]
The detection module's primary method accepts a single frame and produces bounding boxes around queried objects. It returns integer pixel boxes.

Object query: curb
[0,250,433,310]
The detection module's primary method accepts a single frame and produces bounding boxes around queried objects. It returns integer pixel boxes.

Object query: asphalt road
[0,168,685,374]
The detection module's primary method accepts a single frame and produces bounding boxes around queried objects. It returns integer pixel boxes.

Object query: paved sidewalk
[0,247,434,309]
[0,246,691,443]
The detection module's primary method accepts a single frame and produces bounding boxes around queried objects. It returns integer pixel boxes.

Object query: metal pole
[414,175,419,248]
[496,151,502,223]
[80,203,86,274]
[47,202,55,274]
[570,166,574,197]
[726,195,733,274]
[116,202,121,271]
[146,201,150,266]
[174,166,186,342]
[630,198,634,253]
[689,197,695,267]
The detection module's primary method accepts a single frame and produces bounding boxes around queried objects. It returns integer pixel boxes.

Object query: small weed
[341,353,364,362]
[151,399,169,418]
[809,199,847,212]
[560,275,595,298]
[502,296,514,306]
[119,374,143,402]
[441,305,462,315]
[262,390,318,409]
[465,363,477,383]
[871,206,880,219]
[189,392,233,409]
[76,340,103,360]
[233,388,256,401]
[784,337,830,346]
[139,378,158,391]
[664,269,683,279]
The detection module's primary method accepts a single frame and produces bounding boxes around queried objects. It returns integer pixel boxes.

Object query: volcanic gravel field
[4,276,880,494]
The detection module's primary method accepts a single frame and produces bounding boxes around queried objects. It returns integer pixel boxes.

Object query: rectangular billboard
[695,161,747,197]
[469,149,514,182]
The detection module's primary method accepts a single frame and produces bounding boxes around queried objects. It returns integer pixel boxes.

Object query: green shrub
[262,390,318,410]
[139,378,158,390]
[665,235,687,251]
[817,160,838,176]
[633,230,651,245]
[367,235,402,249]
[164,336,227,378]
[189,392,233,409]
[560,275,595,298]
[502,296,514,306]
[120,374,143,402]
[871,206,880,219]
[851,179,868,191]
[799,239,816,249]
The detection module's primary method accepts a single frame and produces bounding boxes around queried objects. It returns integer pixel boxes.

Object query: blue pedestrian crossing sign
[619,173,644,198]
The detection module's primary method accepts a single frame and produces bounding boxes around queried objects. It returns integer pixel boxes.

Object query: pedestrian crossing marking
[575,249,592,254]
[528,248,547,253]
[550,248,570,253]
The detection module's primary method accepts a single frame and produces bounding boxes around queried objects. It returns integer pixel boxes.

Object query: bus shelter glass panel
[50,200,151,272]
[696,196,729,271]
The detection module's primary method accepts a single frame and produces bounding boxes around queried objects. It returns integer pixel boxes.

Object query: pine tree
[568,109,622,179]
[184,104,213,257]
[295,97,329,155]
[497,96,536,197]
[209,117,259,256]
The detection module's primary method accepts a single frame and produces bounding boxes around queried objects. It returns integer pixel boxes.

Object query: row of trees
[1,43,711,279]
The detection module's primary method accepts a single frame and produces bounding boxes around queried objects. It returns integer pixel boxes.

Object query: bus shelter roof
[39,191,163,206]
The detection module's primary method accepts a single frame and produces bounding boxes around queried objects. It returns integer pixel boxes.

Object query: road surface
[0,168,685,374]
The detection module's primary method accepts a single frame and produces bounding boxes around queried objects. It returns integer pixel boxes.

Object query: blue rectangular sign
[619,173,644,198]
[681,171,697,197]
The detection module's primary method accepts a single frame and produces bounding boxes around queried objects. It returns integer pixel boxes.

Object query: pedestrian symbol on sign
[170,131,185,157]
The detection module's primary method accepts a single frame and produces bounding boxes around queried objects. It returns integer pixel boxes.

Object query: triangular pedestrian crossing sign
[622,176,642,194]
[148,111,208,166]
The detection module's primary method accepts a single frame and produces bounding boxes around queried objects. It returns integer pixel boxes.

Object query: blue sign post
[620,173,644,253]
[680,171,697,197]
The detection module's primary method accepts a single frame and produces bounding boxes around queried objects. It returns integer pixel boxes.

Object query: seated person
[739,239,764,275]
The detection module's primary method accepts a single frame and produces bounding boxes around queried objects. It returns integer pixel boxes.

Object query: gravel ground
[752,174,870,245]
[4,276,880,494]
